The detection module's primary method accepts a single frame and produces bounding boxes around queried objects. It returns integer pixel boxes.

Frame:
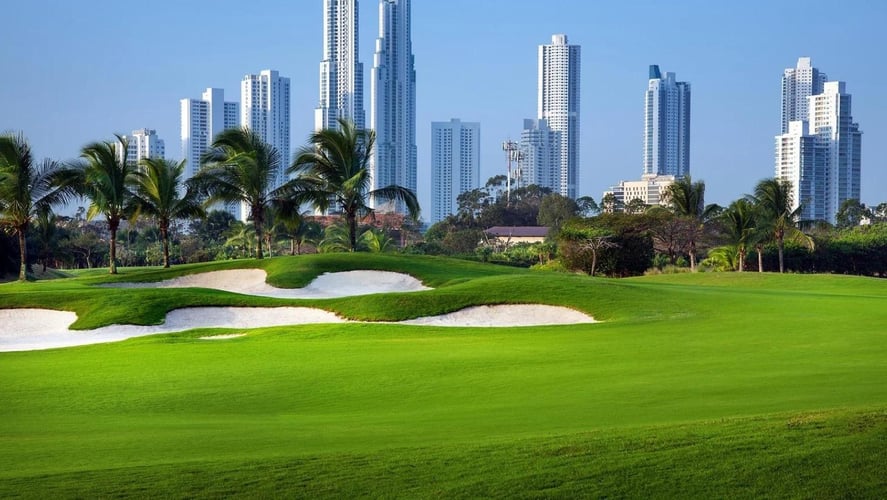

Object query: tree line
[0,120,418,280]
[422,176,887,278]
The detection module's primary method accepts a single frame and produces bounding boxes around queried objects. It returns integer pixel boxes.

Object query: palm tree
[191,127,287,259]
[131,158,205,268]
[290,119,419,252]
[273,203,322,255]
[720,198,757,272]
[751,178,811,273]
[67,134,138,274]
[0,133,77,280]
[663,176,719,271]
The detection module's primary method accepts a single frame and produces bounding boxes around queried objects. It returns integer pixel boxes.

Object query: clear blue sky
[2,0,885,217]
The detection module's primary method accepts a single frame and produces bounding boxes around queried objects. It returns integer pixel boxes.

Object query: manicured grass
[1,255,885,497]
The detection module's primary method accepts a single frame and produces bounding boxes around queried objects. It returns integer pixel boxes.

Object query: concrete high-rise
[371,0,416,213]
[776,80,862,224]
[517,118,559,191]
[538,34,580,199]
[241,69,291,189]
[430,119,480,224]
[119,128,164,166]
[643,65,690,178]
[316,0,365,132]
[781,57,827,133]
[180,88,239,179]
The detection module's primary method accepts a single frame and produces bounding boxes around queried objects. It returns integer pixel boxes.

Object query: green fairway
[1,255,885,497]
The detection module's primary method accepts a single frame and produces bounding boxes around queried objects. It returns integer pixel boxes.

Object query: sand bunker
[400,304,596,327]
[0,304,596,352]
[101,269,430,298]
[0,307,344,352]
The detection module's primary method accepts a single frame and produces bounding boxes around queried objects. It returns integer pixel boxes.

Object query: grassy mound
[1,255,885,497]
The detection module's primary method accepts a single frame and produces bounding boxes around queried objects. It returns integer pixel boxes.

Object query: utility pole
[502,140,523,203]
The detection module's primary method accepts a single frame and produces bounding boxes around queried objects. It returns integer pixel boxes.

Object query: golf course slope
[0,254,884,498]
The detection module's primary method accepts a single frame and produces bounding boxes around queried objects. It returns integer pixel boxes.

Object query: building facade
[781,57,827,134]
[371,0,417,213]
[316,0,365,132]
[775,58,862,224]
[602,174,676,210]
[241,69,291,189]
[517,118,559,191]
[180,88,239,180]
[643,65,690,178]
[430,119,480,224]
[538,34,580,199]
[119,128,164,166]
[775,121,825,221]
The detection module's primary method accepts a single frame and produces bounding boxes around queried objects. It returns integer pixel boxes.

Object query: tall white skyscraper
[316,0,365,132]
[119,128,164,166]
[781,57,827,134]
[538,34,580,199]
[643,65,691,178]
[371,0,416,213]
[180,88,239,179]
[518,118,559,191]
[775,79,862,224]
[241,69,291,189]
[431,119,480,224]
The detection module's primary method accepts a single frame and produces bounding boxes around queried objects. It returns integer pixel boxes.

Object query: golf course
[1,254,885,497]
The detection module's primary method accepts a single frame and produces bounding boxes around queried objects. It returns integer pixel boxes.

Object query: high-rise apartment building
[241,70,291,189]
[180,88,239,179]
[781,57,827,134]
[775,75,862,224]
[538,34,580,199]
[643,65,690,178]
[316,0,365,132]
[371,0,416,213]
[119,128,164,166]
[517,118,559,191]
[430,119,480,224]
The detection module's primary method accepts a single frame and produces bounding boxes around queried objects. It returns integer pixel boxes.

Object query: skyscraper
[538,34,580,199]
[119,128,164,166]
[180,88,239,179]
[776,79,862,224]
[781,57,827,134]
[241,69,291,189]
[517,118,559,191]
[371,0,416,213]
[431,119,480,224]
[643,65,691,178]
[316,0,365,132]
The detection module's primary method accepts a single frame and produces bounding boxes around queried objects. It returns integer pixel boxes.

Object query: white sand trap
[199,333,247,340]
[101,269,430,299]
[0,304,597,352]
[399,304,597,327]
[0,307,345,352]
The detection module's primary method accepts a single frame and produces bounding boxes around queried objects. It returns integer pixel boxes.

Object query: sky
[2,0,885,219]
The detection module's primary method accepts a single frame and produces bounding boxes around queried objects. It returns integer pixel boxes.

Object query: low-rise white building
[603,174,676,210]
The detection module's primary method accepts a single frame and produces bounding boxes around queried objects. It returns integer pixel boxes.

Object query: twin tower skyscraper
[317,0,416,212]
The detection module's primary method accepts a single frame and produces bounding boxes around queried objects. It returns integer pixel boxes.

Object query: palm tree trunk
[160,224,170,268]
[348,212,357,252]
[777,235,785,273]
[108,218,119,274]
[254,207,264,260]
[738,247,746,272]
[17,228,27,281]
[291,239,296,256]
[757,245,764,273]
[689,240,697,272]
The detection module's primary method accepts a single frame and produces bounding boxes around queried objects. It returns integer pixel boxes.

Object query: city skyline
[2,0,885,217]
